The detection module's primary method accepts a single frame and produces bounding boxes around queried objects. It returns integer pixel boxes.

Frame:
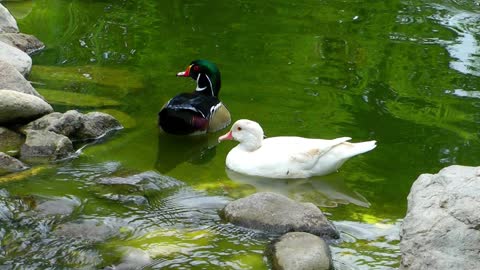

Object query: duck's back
[159,93,221,135]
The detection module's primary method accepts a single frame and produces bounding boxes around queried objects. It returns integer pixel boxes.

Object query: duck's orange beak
[218,131,233,142]
[176,64,192,77]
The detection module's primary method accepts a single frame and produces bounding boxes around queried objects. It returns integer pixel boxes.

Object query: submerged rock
[0,60,44,99]
[0,41,31,76]
[0,33,45,55]
[0,152,28,175]
[20,130,74,163]
[98,171,184,190]
[0,4,19,33]
[267,232,333,270]
[0,90,53,125]
[36,196,81,217]
[0,127,24,155]
[54,219,121,242]
[400,165,480,270]
[220,192,339,239]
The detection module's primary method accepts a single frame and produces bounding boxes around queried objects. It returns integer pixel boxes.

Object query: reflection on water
[155,132,219,173]
[226,169,370,208]
[430,5,480,76]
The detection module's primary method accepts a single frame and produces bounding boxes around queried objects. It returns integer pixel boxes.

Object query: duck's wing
[208,103,231,132]
[287,137,352,169]
[164,93,220,118]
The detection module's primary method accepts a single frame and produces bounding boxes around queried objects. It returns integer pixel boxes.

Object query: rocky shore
[0,4,122,175]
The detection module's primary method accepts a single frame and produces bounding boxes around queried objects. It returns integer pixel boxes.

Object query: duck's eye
[237,127,242,131]
[193,65,200,72]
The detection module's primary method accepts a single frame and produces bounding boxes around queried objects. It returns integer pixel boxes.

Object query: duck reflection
[225,169,370,208]
[155,132,219,173]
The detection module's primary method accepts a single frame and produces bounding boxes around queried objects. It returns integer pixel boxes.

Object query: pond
[1,0,480,269]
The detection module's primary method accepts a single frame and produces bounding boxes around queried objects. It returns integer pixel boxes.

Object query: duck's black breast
[158,93,221,135]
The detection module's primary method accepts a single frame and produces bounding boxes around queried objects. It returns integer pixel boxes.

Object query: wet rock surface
[20,130,74,162]
[221,192,339,239]
[0,152,28,174]
[267,232,333,270]
[0,33,45,55]
[400,165,480,270]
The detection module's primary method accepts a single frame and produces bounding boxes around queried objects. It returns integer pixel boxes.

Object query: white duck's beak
[218,130,233,142]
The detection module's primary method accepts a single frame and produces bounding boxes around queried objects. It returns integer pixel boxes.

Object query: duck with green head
[158,60,231,135]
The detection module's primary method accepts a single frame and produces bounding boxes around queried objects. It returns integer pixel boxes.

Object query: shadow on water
[225,169,370,208]
[155,132,219,174]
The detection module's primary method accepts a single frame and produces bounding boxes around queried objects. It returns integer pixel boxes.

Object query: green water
[1,0,480,268]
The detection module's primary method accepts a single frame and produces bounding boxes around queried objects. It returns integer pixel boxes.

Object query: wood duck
[158,60,231,135]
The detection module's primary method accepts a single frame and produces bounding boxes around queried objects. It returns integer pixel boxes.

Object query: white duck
[218,119,376,179]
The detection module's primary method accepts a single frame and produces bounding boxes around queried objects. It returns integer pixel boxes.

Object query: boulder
[20,130,74,163]
[36,196,80,217]
[400,165,480,270]
[0,33,45,55]
[20,110,122,140]
[54,219,121,242]
[220,192,339,239]
[0,41,31,76]
[266,232,333,270]
[0,60,44,98]
[0,152,28,175]
[0,90,53,125]
[77,112,122,139]
[0,127,24,155]
[0,4,18,33]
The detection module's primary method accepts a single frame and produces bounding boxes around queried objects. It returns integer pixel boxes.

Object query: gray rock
[106,247,151,270]
[36,196,80,216]
[0,41,31,76]
[21,110,122,141]
[20,130,74,163]
[0,152,28,174]
[77,112,122,139]
[221,192,339,239]
[0,90,53,124]
[0,127,24,155]
[0,60,43,99]
[98,171,184,189]
[20,112,63,134]
[54,219,120,242]
[0,4,18,33]
[400,165,480,270]
[0,33,45,55]
[49,110,84,137]
[267,232,333,270]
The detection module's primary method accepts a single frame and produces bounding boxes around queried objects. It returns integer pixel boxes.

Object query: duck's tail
[342,140,377,158]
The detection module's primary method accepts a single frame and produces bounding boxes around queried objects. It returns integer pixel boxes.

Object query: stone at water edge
[0,90,53,125]
[20,130,74,163]
[220,192,339,239]
[400,165,480,270]
[0,4,19,33]
[77,112,123,139]
[0,60,44,99]
[266,232,333,270]
[0,41,32,76]
[0,127,24,155]
[0,33,45,55]
[0,152,28,175]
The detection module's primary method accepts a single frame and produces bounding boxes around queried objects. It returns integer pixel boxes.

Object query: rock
[54,219,121,242]
[36,196,80,216]
[267,232,333,270]
[0,4,18,33]
[77,112,122,139]
[20,110,122,141]
[0,90,53,125]
[0,127,24,155]
[0,41,32,76]
[0,60,44,99]
[220,192,339,239]
[98,171,184,190]
[400,165,480,270]
[0,152,28,175]
[0,33,44,55]
[106,247,152,270]
[20,130,74,163]
[20,112,62,134]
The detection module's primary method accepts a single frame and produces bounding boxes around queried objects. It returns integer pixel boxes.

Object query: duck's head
[218,119,264,151]
[176,59,221,97]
